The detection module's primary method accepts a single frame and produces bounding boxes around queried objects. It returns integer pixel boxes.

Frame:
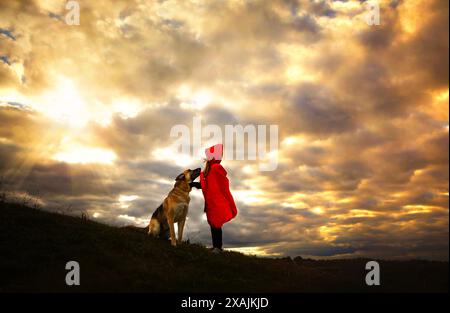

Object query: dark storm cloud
[285,83,357,136]
[0,142,21,171]
[284,245,356,258]
[48,12,63,21]
[122,159,183,179]
[0,56,11,66]
[0,28,16,41]
[89,103,191,159]
[293,13,322,34]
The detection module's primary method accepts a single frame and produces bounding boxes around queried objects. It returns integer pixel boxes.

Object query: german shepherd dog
[148,168,201,246]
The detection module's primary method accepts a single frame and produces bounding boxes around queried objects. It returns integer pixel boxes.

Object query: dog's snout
[191,168,201,180]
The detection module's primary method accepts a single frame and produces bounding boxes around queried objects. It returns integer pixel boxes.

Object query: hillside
[0,201,447,292]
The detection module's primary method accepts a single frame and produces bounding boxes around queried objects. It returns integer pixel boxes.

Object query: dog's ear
[175,173,185,181]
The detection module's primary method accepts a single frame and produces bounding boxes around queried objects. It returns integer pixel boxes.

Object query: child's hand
[189,182,201,189]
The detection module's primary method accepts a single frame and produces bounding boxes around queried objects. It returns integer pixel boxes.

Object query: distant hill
[0,201,447,292]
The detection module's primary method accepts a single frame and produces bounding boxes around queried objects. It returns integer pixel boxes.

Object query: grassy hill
[0,201,448,292]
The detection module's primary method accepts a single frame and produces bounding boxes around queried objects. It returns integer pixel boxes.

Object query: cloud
[285,83,357,136]
[0,28,16,41]
[0,56,11,66]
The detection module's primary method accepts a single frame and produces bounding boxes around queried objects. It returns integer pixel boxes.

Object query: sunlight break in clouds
[52,145,116,164]
[0,0,448,260]
[37,76,90,128]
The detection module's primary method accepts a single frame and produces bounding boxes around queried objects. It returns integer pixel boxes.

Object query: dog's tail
[151,203,164,219]
[148,204,164,236]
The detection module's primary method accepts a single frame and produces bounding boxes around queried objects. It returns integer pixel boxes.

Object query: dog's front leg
[167,214,177,246]
[177,218,185,244]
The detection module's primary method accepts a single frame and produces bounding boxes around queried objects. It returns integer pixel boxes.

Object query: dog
[148,168,201,246]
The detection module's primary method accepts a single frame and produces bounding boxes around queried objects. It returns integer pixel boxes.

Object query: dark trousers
[210,226,222,249]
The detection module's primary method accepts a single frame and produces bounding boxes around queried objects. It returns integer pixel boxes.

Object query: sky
[0,0,448,260]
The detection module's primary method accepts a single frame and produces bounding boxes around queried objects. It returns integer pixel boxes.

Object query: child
[199,144,237,253]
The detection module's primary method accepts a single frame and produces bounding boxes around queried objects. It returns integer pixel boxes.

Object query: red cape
[200,160,237,228]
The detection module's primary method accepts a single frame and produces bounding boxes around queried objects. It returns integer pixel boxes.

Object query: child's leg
[210,226,223,249]
[210,226,217,248]
[216,227,222,249]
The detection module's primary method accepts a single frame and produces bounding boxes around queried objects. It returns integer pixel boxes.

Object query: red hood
[205,143,223,161]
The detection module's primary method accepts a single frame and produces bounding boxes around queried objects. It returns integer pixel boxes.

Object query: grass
[0,201,448,292]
